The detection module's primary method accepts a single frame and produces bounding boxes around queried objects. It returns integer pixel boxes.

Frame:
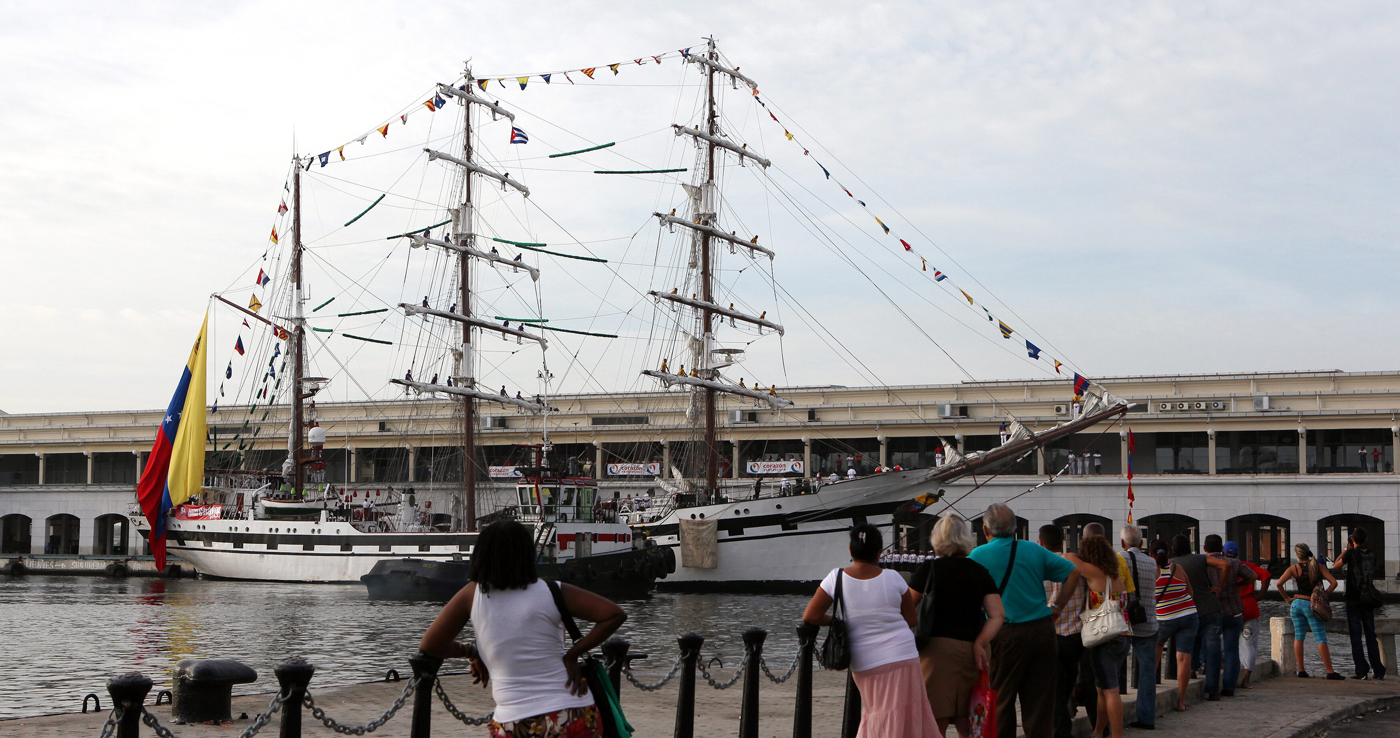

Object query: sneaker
[1326,672,1346,681]
[1298,671,1311,678]
[1351,675,1369,680]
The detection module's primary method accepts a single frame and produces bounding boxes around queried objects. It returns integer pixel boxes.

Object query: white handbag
[1080,582,1130,647]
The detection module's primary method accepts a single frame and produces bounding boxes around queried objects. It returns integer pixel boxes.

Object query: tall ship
[129,39,1124,592]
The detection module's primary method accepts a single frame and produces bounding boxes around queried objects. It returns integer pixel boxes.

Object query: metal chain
[302,677,418,735]
[97,706,124,738]
[137,690,289,738]
[760,652,801,683]
[434,679,495,725]
[620,654,685,691]
[698,658,747,690]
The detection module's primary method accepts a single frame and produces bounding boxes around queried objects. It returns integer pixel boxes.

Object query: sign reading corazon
[606,463,661,476]
[746,460,803,475]
[488,466,523,478]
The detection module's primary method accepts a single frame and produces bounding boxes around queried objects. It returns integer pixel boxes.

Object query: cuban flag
[136,314,210,571]
[510,127,529,144]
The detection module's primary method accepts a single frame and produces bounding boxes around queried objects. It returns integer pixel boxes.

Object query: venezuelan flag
[136,312,209,570]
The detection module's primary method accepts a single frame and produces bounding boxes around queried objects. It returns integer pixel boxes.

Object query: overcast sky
[2,1,1397,415]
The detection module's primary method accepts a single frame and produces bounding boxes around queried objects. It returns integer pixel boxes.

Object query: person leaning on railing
[419,520,627,738]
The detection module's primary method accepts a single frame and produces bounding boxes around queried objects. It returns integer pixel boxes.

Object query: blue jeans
[1195,612,1223,695]
[1131,634,1157,726]
[1346,603,1387,678]
[1220,614,1243,693]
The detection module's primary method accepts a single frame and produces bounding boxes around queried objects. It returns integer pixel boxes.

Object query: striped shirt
[1155,564,1197,620]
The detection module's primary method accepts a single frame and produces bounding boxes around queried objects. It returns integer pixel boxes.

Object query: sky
[1,1,1397,415]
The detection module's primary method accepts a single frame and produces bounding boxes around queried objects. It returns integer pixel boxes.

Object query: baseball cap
[1223,541,1240,557]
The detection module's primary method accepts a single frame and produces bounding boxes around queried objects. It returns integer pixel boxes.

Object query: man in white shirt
[846,467,857,479]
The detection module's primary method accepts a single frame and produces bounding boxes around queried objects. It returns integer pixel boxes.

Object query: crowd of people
[415,508,1387,738]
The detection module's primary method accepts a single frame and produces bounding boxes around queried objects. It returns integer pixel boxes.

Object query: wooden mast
[701,38,719,503]
[460,68,477,531]
[291,159,305,496]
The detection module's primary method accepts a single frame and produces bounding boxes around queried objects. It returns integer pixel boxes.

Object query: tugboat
[361,455,675,601]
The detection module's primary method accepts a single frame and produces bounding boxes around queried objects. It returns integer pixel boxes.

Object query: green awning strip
[312,297,335,312]
[344,333,393,345]
[492,237,547,248]
[336,308,389,317]
[593,168,687,175]
[386,218,452,240]
[344,194,385,227]
[513,243,607,263]
[493,316,549,323]
[548,142,616,158]
[536,324,618,338]
[312,327,334,333]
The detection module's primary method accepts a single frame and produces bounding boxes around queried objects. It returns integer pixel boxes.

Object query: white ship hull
[636,470,936,591]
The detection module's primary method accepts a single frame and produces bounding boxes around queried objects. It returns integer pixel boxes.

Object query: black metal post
[840,670,861,738]
[409,652,442,738]
[792,623,818,738]
[602,637,631,695]
[1120,650,1130,694]
[739,628,766,738]
[274,658,316,738]
[674,632,704,738]
[106,672,152,738]
[1165,639,1177,681]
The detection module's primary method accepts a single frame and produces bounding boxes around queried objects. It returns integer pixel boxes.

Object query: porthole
[699,513,706,519]
[743,509,750,514]
[690,514,696,519]
[776,504,783,510]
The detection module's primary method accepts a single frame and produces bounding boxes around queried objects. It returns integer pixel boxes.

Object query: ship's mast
[291,160,306,496]
[458,66,477,532]
[701,37,719,503]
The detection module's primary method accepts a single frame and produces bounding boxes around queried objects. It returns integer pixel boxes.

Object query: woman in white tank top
[420,521,627,737]
[803,524,941,738]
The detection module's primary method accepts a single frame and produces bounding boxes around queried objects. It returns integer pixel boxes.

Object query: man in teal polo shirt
[970,503,1078,738]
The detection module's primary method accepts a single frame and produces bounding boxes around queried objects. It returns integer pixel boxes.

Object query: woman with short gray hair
[912,515,1006,736]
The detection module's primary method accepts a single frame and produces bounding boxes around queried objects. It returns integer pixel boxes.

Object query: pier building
[2,369,1397,578]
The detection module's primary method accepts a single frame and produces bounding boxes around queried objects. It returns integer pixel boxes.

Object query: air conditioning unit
[938,404,969,418]
[1254,396,1270,411]
[489,416,509,429]
[1157,402,1171,412]
[1053,404,1069,416]
[1210,401,1227,411]
[1193,402,1206,410]
[1175,402,1189,411]
[729,410,757,424]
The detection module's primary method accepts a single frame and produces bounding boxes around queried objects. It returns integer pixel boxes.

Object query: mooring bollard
[274,658,316,738]
[739,628,767,738]
[106,672,152,738]
[1165,639,1177,680]
[408,651,442,738]
[602,637,631,695]
[792,622,818,738]
[673,632,704,738]
[840,670,861,738]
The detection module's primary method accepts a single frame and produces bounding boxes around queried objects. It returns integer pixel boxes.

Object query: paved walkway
[5,663,1398,737]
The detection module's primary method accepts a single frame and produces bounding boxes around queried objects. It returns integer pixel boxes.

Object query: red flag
[242,319,249,328]
[278,201,288,215]
[901,239,912,252]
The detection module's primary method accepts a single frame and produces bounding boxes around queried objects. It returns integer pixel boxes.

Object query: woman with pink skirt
[803,524,941,738]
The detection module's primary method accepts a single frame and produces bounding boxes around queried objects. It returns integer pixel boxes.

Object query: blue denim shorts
[1088,635,1130,689]
[1291,598,1328,644]
[1157,613,1200,652]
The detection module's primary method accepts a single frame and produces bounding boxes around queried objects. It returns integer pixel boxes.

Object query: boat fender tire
[105,562,128,578]
[3,561,23,576]
[662,546,677,573]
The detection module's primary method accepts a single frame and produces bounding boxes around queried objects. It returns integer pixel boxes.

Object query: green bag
[546,580,634,738]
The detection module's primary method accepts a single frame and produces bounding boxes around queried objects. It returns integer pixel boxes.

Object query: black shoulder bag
[818,569,851,670]
[545,580,633,738]
[998,538,1019,595]
[914,560,938,652]
[1125,551,1148,625]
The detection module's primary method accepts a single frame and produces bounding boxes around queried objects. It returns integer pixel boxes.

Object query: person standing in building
[1372,447,1382,472]
[1275,543,1343,679]
[1067,452,1078,475]
[1120,526,1158,729]
[1039,525,1088,738]
[1203,534,1256,696]
[1227,541,1272,689]
[1093,453,1103,475]
[1358,446,1368,471]
[1331,528,1386,681]
[970,503,1078,738]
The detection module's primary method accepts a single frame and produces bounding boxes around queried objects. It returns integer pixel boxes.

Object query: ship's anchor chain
[620,654,685,691]
[302,677,418,735]
[97,706,124,738]
[434,679,496,725]
[759,652,802,683]
[698,655,747,690]
[134,690,291,738]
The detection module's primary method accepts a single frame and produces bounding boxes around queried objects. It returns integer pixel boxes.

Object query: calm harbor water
[0,576,812,719]
[0,576,1383,720]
